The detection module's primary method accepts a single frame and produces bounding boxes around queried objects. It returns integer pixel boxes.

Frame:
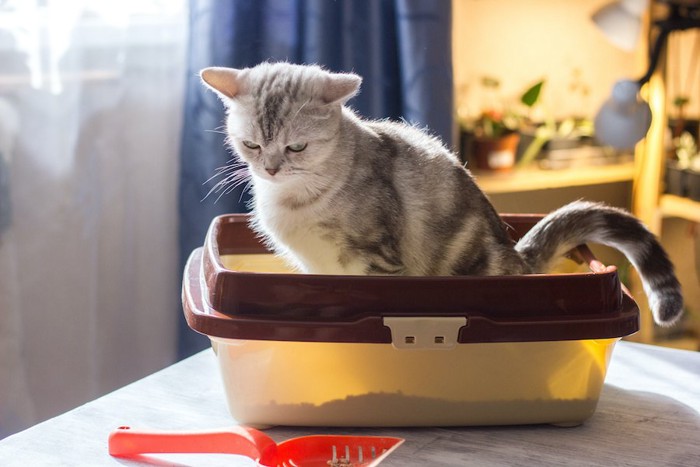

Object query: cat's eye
[242,140,260,150]
[286,143,307,153]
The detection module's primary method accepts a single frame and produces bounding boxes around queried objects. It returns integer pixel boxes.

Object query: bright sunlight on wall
[452,0,647,123]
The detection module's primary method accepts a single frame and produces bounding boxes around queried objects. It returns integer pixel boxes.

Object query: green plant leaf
[521,80,544,107]
[557,118,575,137]
[673,95,690,107]
[481,76,500,88]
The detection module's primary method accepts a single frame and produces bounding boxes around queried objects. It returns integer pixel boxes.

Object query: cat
[200,62,683,327]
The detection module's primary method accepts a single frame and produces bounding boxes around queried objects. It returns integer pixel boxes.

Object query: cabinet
[631,58,699,350]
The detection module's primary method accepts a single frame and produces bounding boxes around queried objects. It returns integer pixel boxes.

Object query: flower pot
[472,133,521,171]
[687,169,700,202]
[515,131,536,162]
[665,161,688,197]
[459,130,475,165]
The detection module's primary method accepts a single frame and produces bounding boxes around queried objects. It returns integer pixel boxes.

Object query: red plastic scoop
[109,425,403,466]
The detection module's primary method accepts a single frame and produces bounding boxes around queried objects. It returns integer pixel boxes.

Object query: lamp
[595,79,653,149]
[592,0,648,51]
[593,0,700,149]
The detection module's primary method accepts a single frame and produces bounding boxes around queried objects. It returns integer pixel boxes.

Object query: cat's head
[200,62,361,183]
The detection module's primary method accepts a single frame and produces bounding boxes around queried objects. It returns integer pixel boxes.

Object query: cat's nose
[265,167,279,176]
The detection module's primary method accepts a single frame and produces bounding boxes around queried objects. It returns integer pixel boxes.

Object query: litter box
[182,214,639,427]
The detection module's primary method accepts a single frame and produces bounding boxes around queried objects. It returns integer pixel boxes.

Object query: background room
[0,0,698,441]
[452,0,699,349]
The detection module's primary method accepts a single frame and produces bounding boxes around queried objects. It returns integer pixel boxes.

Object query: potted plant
[687,161,700,203]
[516,69,594,168]
[516,117,595,168]
[461,77,544,171]
[666,131,700,199]
[665,158,688,197]
[672,131,700,201]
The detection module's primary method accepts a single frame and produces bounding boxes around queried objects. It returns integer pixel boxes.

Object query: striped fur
[515,201,683,325]
[201,62,683,326]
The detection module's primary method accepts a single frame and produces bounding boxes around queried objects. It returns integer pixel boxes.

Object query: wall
[452,0,647,122]
[666,28,700,122]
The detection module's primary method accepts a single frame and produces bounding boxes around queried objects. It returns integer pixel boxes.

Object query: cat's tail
[514,200,683,326]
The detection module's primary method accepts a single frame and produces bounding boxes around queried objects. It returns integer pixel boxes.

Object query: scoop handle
[108,425,278,463]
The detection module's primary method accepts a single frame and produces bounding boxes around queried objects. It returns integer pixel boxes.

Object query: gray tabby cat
[200,62,683,326]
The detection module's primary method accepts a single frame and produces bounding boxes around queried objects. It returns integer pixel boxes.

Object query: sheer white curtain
[0,1,187,437]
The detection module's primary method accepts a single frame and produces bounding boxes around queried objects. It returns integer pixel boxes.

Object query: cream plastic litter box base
[182,214,639,427]
[209,337,617,427]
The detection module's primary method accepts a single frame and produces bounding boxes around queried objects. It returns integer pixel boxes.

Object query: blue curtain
[178,0,453,358]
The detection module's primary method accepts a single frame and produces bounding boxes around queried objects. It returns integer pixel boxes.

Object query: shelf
[659,194,700,223]
[473,162,636,194]
[653,336,700,352]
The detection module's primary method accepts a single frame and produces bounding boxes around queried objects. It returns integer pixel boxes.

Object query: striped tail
[515,200,683,326]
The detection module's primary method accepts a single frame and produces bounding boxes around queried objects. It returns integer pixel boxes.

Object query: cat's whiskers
[202,159,252,202]
[203,160,243,184]
[238,180,254,203]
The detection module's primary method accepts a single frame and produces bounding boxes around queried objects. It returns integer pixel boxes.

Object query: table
[1,341,698,466]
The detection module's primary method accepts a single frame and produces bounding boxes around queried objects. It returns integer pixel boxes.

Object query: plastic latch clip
[383,317,467,350]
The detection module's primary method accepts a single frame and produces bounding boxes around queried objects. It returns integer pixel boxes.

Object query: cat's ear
[200,67,241,102]
[321,72,362,105]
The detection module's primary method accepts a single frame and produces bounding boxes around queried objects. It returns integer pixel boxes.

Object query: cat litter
[182,213,639,427]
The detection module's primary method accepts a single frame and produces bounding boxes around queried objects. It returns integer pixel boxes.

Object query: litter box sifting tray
[182,213,639,427]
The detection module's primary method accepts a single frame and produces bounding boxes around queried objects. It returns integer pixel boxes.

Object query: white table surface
[1,341,698,466]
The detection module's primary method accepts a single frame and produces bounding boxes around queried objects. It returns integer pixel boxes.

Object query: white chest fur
[253,187,365,275]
